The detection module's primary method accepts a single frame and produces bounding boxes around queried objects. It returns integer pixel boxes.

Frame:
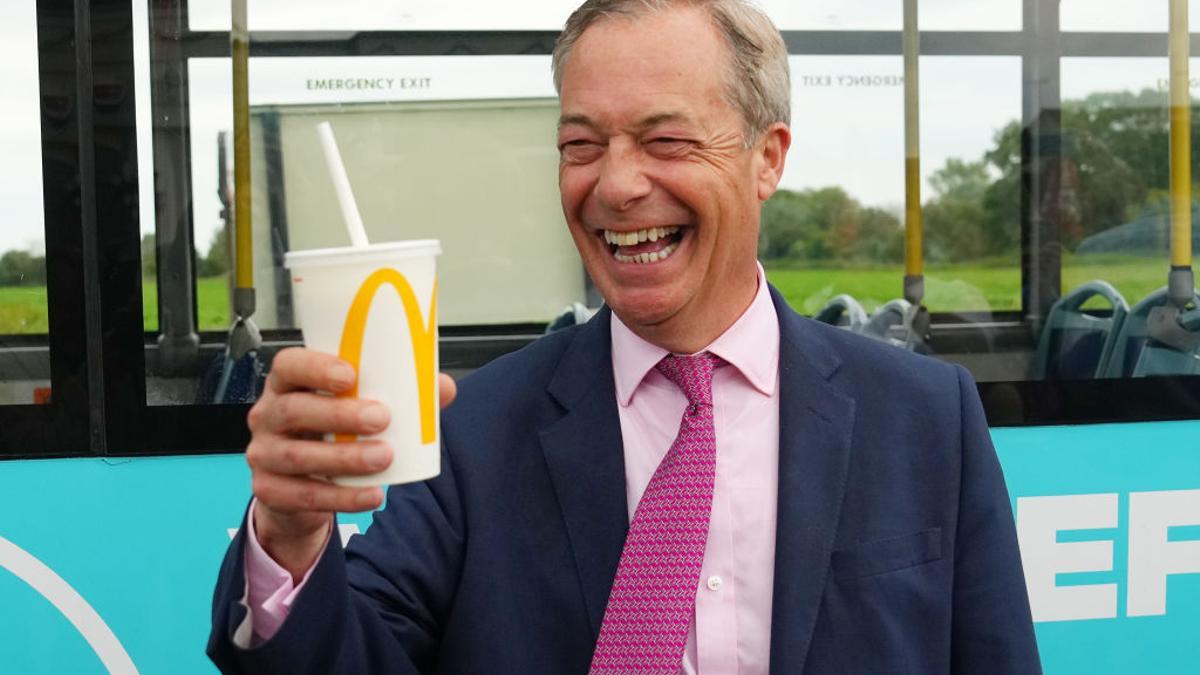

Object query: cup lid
[284,240,441,269]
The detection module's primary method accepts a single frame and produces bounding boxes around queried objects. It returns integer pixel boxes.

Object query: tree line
[0,249,46,286]
[0,228,229,287]
[139,228,230,278]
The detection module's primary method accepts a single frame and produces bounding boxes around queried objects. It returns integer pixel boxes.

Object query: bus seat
[861,298,912,347]
[545,302,596,334]
[1099,286,1200,378]
[196,351,265,404]
[1132,340,1200,376]
[1132,300,1200,377]
[1030,281,1128,380]
[813,294,868,330]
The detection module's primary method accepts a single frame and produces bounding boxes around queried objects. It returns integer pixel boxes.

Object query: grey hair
[551,0,791,145]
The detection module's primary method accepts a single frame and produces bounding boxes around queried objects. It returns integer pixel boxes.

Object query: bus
[0,1,1197,673]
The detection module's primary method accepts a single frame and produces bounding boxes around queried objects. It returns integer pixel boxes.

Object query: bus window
[182,55,576,334]
[186,0,574,31]
[1061,0,1200,32]
[918,0,1020,31]
[99,0,1200,442]
[770,54,1021,378]
[0,0,49,405]
[760,0,1019,31]
[182,0,1023,35]
[773,56,905,315]
[140,7,586,406]
[1059,58,1196,315]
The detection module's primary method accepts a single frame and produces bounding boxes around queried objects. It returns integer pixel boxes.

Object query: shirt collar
[610,262,780,406]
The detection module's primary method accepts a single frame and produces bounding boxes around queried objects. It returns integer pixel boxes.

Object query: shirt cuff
[235,498,332,648]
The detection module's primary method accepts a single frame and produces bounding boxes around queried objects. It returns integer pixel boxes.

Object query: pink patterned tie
[589,352,721,674]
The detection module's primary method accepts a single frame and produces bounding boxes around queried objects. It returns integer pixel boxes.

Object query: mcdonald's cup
[285,240,441,487]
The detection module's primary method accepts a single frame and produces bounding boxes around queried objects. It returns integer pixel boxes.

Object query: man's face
[557,7,787,347]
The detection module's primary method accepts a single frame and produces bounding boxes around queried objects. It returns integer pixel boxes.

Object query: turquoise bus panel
[0,421,1196,673]
[994,421,1200,675]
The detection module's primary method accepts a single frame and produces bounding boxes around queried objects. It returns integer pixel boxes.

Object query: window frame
[0,1,95,458]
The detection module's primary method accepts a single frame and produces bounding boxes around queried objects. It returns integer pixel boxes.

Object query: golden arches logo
[335,268,437,445]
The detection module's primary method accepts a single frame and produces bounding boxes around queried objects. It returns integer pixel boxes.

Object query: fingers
[247,437,393,477]
[254,472,385,514]
[246,351,455,523]
[269,347,358,395]
[250,390,390,436]
[439,373,457,409]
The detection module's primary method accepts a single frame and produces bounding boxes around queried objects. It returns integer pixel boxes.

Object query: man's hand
[245,347,457,581]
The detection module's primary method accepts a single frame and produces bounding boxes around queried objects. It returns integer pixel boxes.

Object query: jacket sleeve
[206,441,466,674]
[949,365,1042,674]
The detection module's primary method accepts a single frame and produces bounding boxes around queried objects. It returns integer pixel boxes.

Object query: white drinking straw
[316,121,370,247]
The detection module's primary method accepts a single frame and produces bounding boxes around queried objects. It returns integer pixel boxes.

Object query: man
[208,1,1041,673]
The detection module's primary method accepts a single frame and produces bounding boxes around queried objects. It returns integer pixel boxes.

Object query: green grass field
[0,275,232,335]
[0,285,49,334]
[0,258,1178,335]
[141,274,232,332]
[766,254,1170,316]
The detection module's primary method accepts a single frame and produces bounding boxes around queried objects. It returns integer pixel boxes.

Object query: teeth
[613,241,680,264]
[603,226,680,246]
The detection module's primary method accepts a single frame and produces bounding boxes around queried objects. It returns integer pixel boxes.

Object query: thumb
[438,373,458,410]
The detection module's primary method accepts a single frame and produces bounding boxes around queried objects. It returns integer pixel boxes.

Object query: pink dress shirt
[611,266,780,675]
[242,264,782,674]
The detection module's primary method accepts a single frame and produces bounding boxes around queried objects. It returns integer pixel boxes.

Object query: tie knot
[655,352,721,406]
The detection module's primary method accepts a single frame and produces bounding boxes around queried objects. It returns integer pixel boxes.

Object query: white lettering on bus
[1016,489,1200,622]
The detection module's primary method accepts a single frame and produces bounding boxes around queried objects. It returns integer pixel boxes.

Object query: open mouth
[601,226,686,264]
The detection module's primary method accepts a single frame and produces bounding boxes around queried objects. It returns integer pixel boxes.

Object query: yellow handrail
[1169,0,1192,270]
[232,0,253,290]
[903,0,923,282]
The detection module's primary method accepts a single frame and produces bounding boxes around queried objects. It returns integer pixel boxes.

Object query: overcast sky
[2,0,1199,255]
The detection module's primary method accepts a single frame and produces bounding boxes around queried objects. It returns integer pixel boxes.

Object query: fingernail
[363,444,392,469]
[329,364,356,390]
[356,488,382,509]
[359,403,390,430]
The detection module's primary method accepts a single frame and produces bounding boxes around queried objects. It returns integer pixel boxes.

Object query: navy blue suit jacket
[208,288,1041,674]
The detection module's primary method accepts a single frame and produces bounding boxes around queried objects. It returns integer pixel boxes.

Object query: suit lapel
[767,287,856,675]
[539,308,629,639]
[536,291,857,666]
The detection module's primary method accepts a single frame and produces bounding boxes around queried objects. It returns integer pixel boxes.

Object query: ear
[754,122,791,201]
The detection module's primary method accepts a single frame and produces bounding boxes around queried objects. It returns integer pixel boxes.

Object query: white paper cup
[285,240,441,486]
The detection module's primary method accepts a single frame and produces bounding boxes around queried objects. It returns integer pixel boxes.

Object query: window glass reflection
[1058,57,1198,308]
[768,56,1019,320]
[146,53,579,405]
[184,55,573,334]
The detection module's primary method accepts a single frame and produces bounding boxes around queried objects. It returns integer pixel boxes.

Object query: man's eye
[559,140,603,162]
[648,138,690,153]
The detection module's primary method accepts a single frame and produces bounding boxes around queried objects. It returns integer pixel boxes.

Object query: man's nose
[594,142,652,212]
